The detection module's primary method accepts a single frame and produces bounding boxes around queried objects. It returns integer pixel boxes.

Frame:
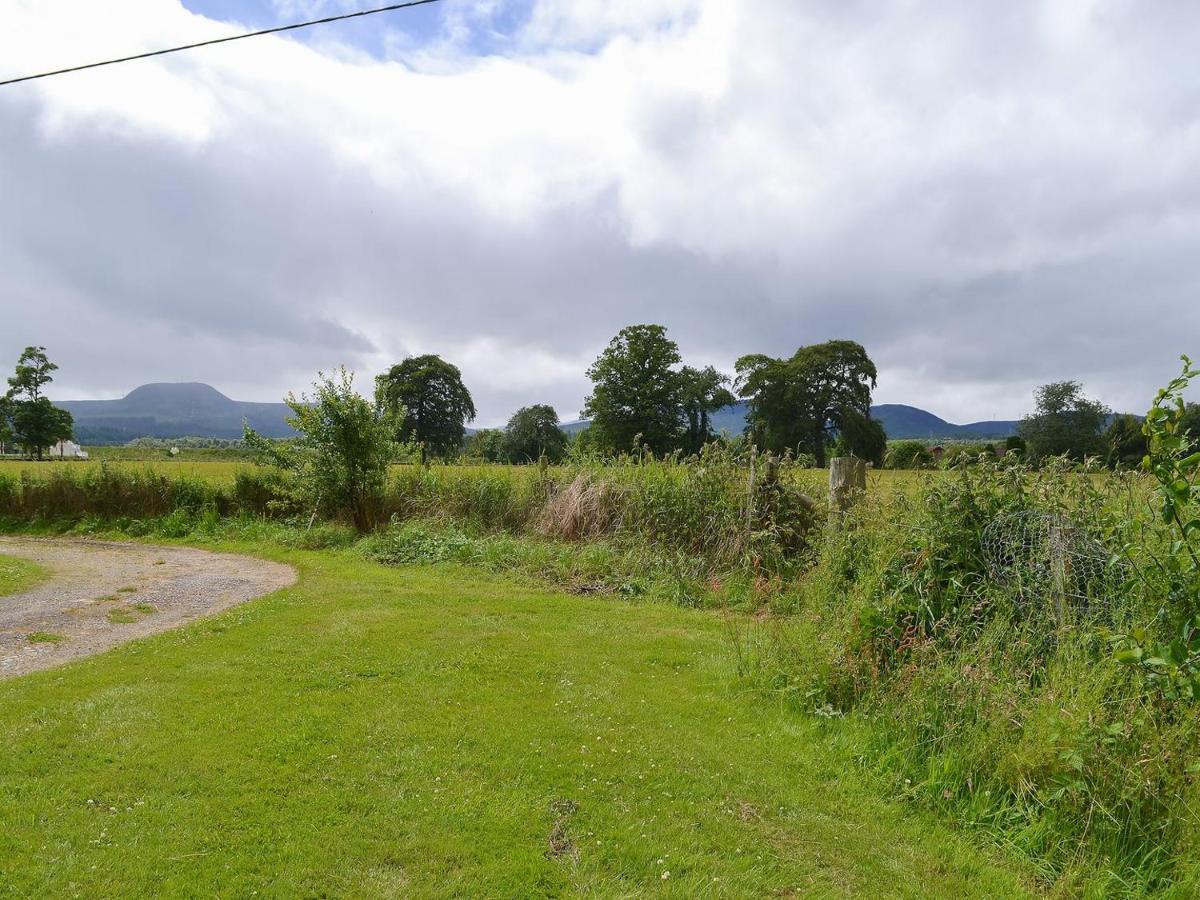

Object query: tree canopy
[736,340,878,466]
[504,404,567,464]
[5,346,73,459]
[679,365,736,455]
[1105,413,1147,469]
[376,355,476,463]
[834,407,888,466]
[583,324,685,455]
[1017,381,1110,461]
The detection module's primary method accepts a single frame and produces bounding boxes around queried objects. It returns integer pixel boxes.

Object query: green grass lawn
[0,545,1034,897]
[0,552,48,595]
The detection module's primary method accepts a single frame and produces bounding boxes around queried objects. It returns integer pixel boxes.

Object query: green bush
[885,440,934,469]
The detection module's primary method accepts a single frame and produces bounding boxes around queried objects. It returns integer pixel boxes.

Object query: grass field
[0,456,934,491]
[0,458,252,484]
[0,553,47,595]
[0,544,1033,897]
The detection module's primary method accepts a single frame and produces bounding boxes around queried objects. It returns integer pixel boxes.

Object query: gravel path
[0,537,297,679]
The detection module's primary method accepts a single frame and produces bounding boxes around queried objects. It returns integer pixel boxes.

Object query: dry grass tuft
[536,474,623,541]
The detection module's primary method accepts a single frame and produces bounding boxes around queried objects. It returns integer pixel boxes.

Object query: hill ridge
[57,382,296,444]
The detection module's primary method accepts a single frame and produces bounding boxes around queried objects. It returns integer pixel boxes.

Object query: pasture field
[0,455,933,490]
[0,458,251,484]
[0,544,1031,897]
[0,553,47,595]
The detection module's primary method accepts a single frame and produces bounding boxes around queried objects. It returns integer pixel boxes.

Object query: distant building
[50,440,89,460]
[928,444,945,462]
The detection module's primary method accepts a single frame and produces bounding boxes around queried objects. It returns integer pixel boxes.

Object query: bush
[885,440,934,469]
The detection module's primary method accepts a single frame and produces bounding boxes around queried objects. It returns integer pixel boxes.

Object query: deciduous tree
[1105,413,1147,469]
[736,340,877,467]
[679,366,736,455]
[834,407,888,466]
[6,346,73,459]
[583,325,684,455]
[504,404,567,464]
[376,355,476,463]
[1017,381,1110,462]
[465,428,507,463]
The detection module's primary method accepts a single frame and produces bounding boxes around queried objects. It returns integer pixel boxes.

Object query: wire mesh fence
[982,510,1123,623]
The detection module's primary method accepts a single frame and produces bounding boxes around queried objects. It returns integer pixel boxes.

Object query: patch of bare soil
[0,537,296,679]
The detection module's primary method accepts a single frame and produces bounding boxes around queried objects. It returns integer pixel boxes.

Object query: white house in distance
[50,440,89,460]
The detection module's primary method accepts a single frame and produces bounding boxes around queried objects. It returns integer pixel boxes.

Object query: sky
[2,0,1199,427]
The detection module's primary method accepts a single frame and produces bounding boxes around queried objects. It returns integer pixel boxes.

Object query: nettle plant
[1111,356,1200,699]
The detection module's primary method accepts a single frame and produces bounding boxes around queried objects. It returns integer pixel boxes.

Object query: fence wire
[982,510,1122,619]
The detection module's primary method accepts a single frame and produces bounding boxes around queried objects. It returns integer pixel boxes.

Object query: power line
[0,0,443,88]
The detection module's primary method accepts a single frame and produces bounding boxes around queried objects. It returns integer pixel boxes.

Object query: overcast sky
[2,1,1198,426]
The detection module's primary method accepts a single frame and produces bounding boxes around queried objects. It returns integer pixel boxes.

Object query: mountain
[59,382,1022,445]
[561,401,1019,441]
[57,383,296,444]
[869,404,1019,440]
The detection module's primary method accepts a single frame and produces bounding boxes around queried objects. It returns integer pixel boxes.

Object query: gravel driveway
[0,537,297,679]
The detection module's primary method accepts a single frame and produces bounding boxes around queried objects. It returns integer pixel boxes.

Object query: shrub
[885,440,934,469]
[245,367,398,532]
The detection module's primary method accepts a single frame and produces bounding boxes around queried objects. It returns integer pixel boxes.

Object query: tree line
[1016,380,1200,468]
[13,337,1190,472]
[365,325,887,466]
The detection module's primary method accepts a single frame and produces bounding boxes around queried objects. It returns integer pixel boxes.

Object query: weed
[26,631,65,644]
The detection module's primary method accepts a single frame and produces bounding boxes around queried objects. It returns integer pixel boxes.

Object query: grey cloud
[2,0,1200,423]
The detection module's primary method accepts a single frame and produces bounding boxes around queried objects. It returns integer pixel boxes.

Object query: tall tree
[0,395,13,455]
[504,404,568,464]
[583,324,685,454]
[1017,381,1110,461]
[1182,403,1200,443]
[8,346,57,403]
[736,340,877,467]
[679,365,736,455]
[1105,413,1147,469]
[376,355,476,463]
[835,407,888,466]
[6,346,73,460]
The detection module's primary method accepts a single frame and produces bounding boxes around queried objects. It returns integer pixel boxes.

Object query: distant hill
[561,401,1020,441]
[57,383,296,445]
[60,383,1022,446]
[870,404,1019,440]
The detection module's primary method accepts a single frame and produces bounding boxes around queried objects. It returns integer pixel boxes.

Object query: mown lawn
[0,544,1032,897]
[0,553,47,595]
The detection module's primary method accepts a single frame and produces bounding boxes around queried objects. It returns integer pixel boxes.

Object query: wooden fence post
[829,456,867,514]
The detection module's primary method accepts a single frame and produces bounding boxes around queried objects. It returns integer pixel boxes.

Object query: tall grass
[737,457,1200,895]
[0,447,824,576]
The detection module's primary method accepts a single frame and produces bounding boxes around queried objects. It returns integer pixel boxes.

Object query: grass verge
[0,540,1032,897]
